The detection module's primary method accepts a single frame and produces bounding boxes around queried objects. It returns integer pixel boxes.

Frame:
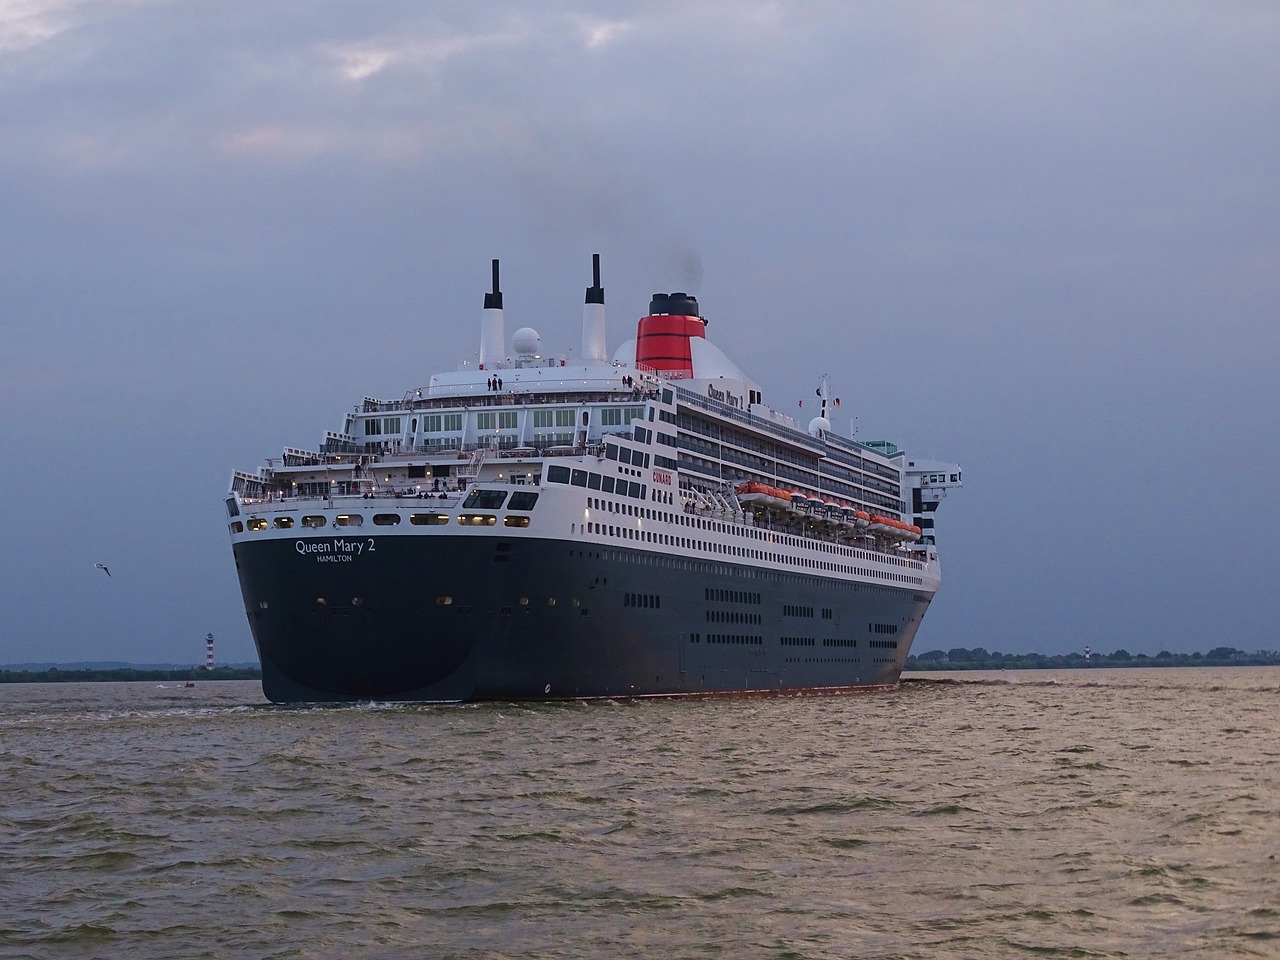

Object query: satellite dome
[808,416,831,437]
[512,327,541,357]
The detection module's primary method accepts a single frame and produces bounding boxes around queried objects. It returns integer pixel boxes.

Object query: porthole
[352,597,364,607]
[436,596,453,606]
[518,597,530,606]
[503,516,530,528]
[315,597,326,606]
[257,600,268,610]
[546,597,557,607]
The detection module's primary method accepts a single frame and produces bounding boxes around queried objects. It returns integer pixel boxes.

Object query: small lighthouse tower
[205,633,215,671]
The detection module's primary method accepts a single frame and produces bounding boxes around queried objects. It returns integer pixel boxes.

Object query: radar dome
[512,327,541,357]
[808,416,831,437]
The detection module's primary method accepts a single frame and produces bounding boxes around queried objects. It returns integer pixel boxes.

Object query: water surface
[1,668,1276,958]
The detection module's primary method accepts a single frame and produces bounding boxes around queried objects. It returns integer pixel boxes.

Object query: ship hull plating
[233,533,932,703]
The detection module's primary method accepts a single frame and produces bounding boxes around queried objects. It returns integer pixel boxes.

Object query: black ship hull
[233,533,932,703]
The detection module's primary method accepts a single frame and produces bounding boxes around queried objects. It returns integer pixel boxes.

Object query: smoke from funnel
[669,249,703,290]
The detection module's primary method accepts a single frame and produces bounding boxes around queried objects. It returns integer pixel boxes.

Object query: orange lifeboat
[768,486,792,509]
[867,514,891,534]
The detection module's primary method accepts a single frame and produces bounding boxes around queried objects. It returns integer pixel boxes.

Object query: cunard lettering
[653,470,672,485]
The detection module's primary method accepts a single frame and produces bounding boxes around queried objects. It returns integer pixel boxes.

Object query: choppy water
[0,668,1277,959]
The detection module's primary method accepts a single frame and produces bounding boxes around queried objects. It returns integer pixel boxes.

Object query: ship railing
[358,389,654,415]
[716,512,926,570]
[359,441,602,463]
[238,487,470,507]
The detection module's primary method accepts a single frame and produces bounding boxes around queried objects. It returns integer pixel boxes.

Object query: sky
[1,1,1277,665]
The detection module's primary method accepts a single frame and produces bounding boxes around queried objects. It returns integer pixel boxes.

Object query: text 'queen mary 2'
[227,257,963,703]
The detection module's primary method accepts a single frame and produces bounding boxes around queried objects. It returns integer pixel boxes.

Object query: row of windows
[623,593,661,608]
[432,595,590,616]
[532,409,578,428]
[706,610,762,624]
[390,407,647,438]
[477,411,520,430]
[675,410,901,492]
[783,604,815,618]
[705,634,764,646]
[570,550,919,612]
[705,588,762,604]
[548,465,647,499]
[299,608,892,650]
[572,517,926,586]
[604,442,649,468]
[462,490,540,511]
[693,637,864,650]
[420,413,463,433]
[237,511,532,533]
[592,501,925,581]
[871,623,900,634]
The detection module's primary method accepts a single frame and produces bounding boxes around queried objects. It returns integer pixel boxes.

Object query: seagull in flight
[95,563,111,578]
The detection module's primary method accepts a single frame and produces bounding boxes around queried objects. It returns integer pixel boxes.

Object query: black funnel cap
[483,259,502,310]
[649,291,700,317]
[585,253,604,305]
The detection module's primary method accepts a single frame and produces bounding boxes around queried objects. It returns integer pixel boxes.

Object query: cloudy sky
[1,1,1276,665]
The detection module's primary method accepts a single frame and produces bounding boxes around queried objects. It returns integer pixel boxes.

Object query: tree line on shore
[3,648,1277,684]
[906,646,1280,670]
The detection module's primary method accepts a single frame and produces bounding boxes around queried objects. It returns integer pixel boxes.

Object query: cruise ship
[226,257,962,703]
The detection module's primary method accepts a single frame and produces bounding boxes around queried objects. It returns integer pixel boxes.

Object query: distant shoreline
[0,667,261,684]
[906,650,1279,671]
